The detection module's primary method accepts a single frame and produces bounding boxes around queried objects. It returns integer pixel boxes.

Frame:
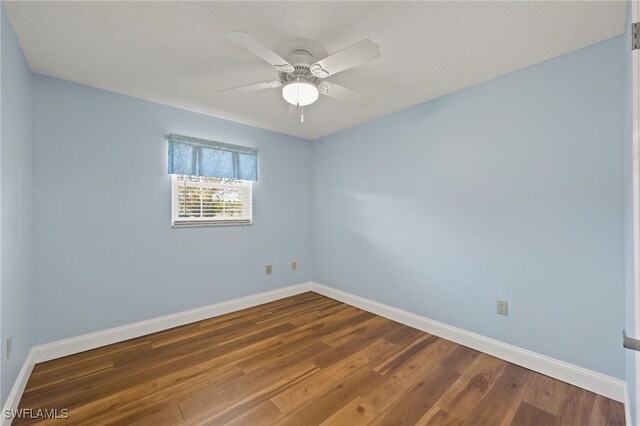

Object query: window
[167,134,258,227]
[172,175,252,226]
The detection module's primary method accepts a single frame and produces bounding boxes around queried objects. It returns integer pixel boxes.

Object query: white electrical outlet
[6,337,12,359]
[497,300,508,316]
[266,265,272,275]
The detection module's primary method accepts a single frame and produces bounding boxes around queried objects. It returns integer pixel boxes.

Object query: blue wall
[312,36,626,379]
[0,6,34,403]
[32,75,313,344]
[624,1,637,422]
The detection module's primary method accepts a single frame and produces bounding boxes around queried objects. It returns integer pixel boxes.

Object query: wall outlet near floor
[291,261,297,271]
[497,300,508,316]
[266,265,272,275]
[6,337,12,359]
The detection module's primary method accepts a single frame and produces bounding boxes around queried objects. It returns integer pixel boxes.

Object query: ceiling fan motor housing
[278,49,321,86]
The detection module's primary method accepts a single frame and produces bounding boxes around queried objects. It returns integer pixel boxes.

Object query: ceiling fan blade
[225,31,295,74]
[309,40,380,78]
[319,81,373,108]
[218,80,282,94]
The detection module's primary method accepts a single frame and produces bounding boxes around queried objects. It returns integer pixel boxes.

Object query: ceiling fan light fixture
[282,81,319,106]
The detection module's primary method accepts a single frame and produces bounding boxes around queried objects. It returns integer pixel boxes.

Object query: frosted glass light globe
[282,82,319,107]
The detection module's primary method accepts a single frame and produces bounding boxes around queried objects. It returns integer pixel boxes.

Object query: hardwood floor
[15,292,625,425]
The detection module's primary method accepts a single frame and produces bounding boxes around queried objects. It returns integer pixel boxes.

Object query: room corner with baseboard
[0,1,638,425]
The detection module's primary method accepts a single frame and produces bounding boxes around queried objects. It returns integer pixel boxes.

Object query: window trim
[171,175,253,228]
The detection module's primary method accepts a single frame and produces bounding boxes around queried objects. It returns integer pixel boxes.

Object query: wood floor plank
[555,385,597,426]
[179,361,320,425]
[589,395,626,426]
[153,292,326,345]
[116,362,244,409]
[31,340,152,377]
[364,328,427,371]
[376,334,456,377]
[103,401,184,426]
[271,338,396,414]
[462,363,533,426]
[149,293,329,350]
[434,353,507,419]
[320,397,378,426]
[509,401,556,426]
[24,360,114,394]
[26,394,119,426]
[235,307,371,373]
[418,408,463,426]
[369,364,460,426]
[311,320,403,369]
[224,400,283,426]
[13,293,625,426]
[279,367,384,426]
[321,316,390,348]
[178,341,329,420]
[383,326,421,345]
[439,345,481,374]
[327,335,458,423]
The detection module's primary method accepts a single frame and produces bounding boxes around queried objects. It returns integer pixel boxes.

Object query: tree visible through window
[172,175,252,226]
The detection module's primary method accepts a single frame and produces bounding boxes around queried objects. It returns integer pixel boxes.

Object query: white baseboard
[2,349,36,426]
[310,282,626,403]
[1,280,627,425]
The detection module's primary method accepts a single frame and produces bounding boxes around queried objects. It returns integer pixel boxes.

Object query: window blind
[167,134,258,181]
[172,175,252,226]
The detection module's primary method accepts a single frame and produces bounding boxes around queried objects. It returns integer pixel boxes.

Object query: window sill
[172,221,252,228]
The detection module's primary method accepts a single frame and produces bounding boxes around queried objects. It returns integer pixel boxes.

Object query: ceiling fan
[219,31,381,122]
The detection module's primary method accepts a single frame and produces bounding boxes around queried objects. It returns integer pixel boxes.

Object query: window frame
[171,175,253,227]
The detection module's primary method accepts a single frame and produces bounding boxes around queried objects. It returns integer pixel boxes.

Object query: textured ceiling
[4,1,626,140]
